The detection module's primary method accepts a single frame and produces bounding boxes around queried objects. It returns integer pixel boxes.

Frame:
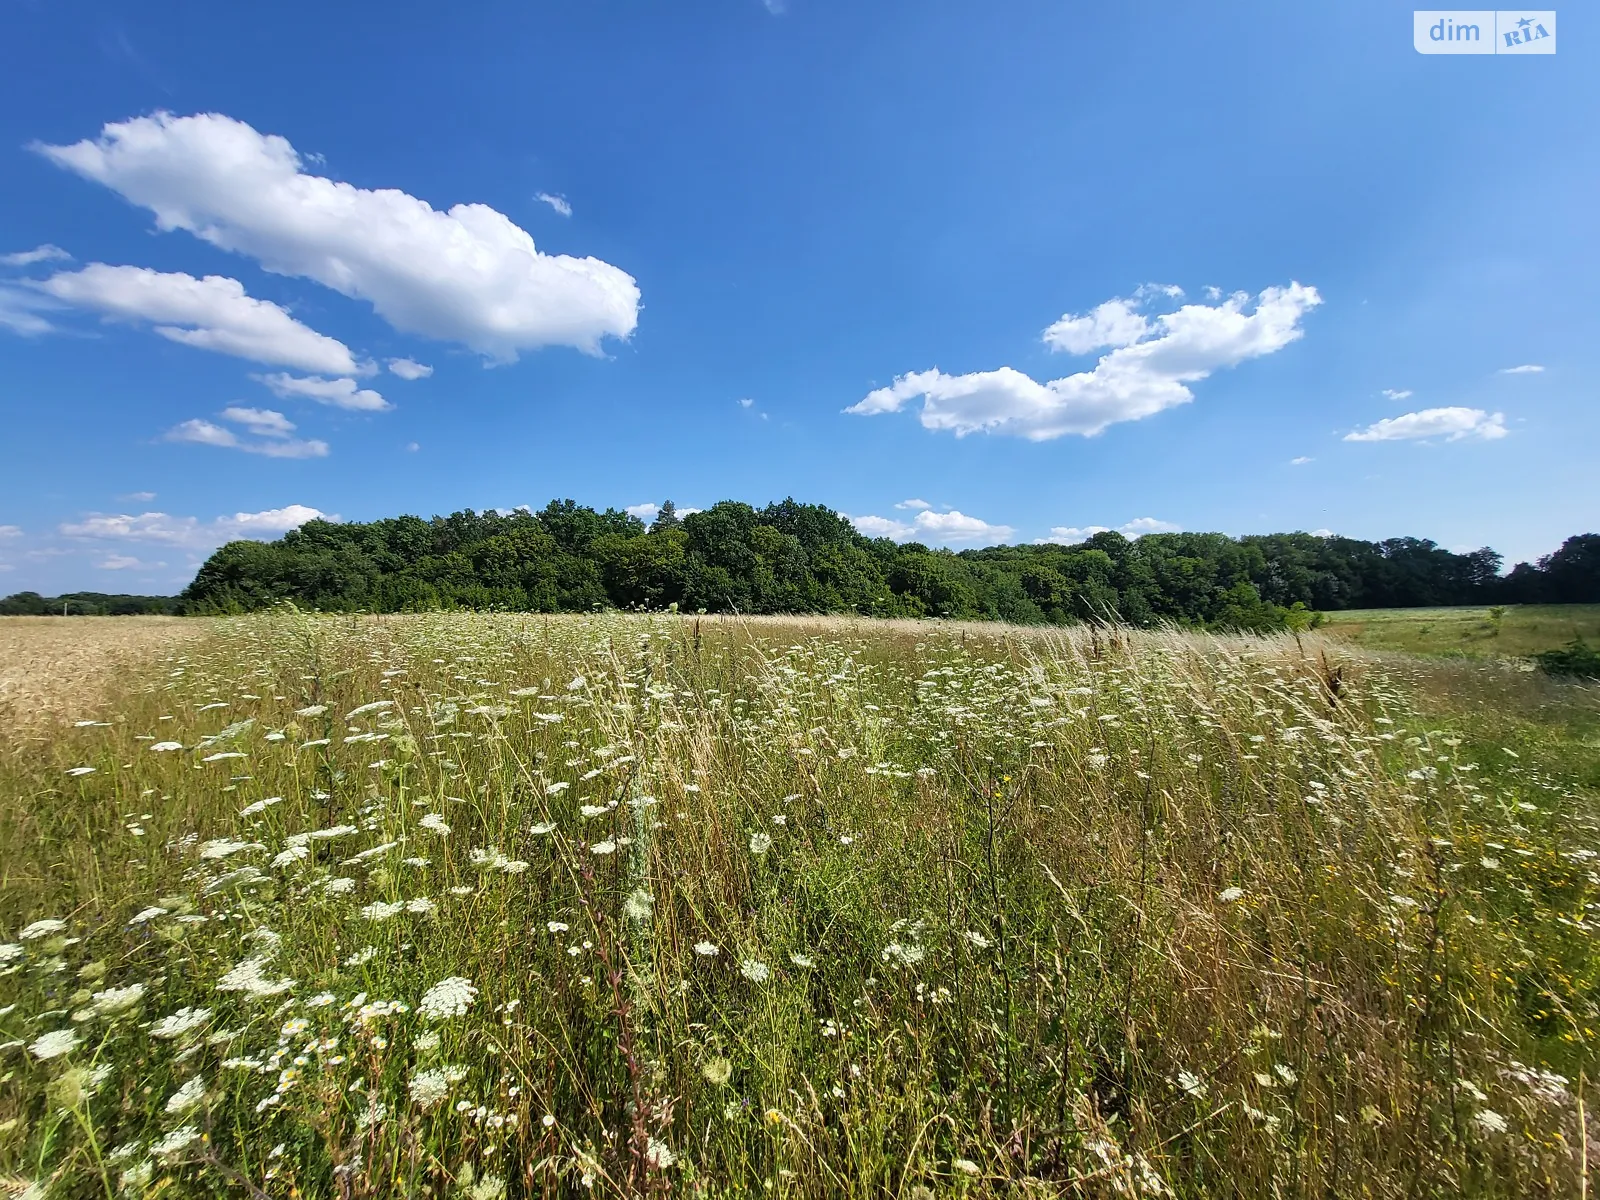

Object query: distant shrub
[1533,638,1600,679]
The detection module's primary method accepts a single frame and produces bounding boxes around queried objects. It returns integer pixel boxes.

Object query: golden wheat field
[0,612,1596,1198]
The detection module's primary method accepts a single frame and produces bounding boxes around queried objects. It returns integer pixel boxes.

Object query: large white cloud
[1036,517,1181,545]
[848,283,1320,440]
[1344,407,1507,443]
[36,264,365,375]
[256,372,390,412]
[60,504,333,550]
[38,112,640,359]
[848,508,1015,546]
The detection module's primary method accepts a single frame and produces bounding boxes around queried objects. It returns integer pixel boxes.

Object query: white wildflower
[165,1075,207,1113]
[408,1068,451,1108]
[200,839,264,860]
[29,1029,79,1059]
[749,832,773,855]
[92,984,146,1014]
[150,741,185,752]
[1218,887,1245,903]
[20,919,68,940]
[740,959,770,983]
[215,956,295,997]
[150,1126,201,1158]
[694,941,720,958]
[418,976,478,1020]
[149,1007,212,1039]
[419,813,451,836]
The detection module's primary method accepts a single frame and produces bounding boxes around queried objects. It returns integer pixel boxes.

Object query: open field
[1,612,1597,1197]
[0,617,205,734]
[1321,604,1600,660]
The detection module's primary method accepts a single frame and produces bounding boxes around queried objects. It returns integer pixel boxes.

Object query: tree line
[115,498,1599,631]
[6,503,1593,629]
[0,591,183,616]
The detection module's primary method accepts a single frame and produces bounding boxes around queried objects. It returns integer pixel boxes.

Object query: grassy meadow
[1,611,1597,1197]
[1320,604,1600,661]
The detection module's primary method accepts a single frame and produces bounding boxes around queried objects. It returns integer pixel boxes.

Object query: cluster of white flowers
[92,984,146,1014]
[29,1029,79,1059]
[418,976,478,1020]
[215,956,295,997]
[149,1006,212,1039]
[164,1075,207,1113]
[419,813,451,836]
[409,1068,452,1108]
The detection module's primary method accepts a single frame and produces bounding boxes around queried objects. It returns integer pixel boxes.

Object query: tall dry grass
[0,611,1593,1197]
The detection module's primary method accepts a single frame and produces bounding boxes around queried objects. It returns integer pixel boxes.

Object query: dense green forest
[144,499,1598,630]
[7,501,1595,630]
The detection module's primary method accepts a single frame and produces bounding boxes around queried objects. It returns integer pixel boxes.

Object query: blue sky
[0,0,1594,594]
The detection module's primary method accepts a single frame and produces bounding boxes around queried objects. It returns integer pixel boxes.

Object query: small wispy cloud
[1499,363,1544,374]
[165,408,329,458]
[1036,517,1180,545]
[1381,389,1413,401]
[535,192,572,217]
[1344,407,1507,443]
[387,358,432,380]
[1290,456,1313,465]
[1,244,72,267]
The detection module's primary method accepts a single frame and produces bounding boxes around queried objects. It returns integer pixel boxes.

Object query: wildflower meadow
[0,611,1595,1197]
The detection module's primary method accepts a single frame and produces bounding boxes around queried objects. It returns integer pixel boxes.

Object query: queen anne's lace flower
[29,1029,79,1059]
[149,1006,212,1039]
[409,1068,451,1108]
[165,1075,207,1113]
[92,984,146,1014]
[418,976,478,1020]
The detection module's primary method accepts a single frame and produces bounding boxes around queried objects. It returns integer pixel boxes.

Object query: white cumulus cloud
[38,112,640,359]
[848,283,1320,440]
[35,264,365,375]
[387,357,432,380]
[165,416,329,458]
[218,405,296,438]
[848,508,1014,546]
[98,554,159,570]
[1344,407,1508,443]
[1036,517,1181,545]
[894,498,932,511]
[256,372,390,412]
[625,503,659,521]
[61,504,333,550]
